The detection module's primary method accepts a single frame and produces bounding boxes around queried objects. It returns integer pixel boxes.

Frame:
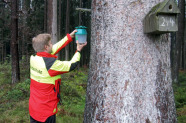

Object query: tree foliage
[0,0,91,66]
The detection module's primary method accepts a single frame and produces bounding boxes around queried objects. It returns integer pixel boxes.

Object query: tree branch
[76,8,91,12]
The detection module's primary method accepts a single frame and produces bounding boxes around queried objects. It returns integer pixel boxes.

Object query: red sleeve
[53,34,73,55]
[48,69,68,77]
[67,33,73,42]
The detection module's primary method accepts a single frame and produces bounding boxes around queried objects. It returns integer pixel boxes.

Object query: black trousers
[30,115,56,123]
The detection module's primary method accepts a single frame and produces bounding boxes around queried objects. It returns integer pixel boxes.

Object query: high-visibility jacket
[29,34,81,122]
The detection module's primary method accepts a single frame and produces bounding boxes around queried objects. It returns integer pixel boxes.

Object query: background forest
[0,0,185,123]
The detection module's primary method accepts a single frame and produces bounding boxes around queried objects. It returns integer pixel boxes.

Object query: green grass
[0,62,186,123]
[56,69,88,122]
[173,72,186,123]
[0,62,88,123]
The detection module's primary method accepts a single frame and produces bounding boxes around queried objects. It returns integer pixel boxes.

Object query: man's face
[46,40,53,53]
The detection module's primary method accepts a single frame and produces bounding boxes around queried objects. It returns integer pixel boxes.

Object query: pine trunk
[173,0,185,82]
[178,0,185,70]
[65,0,70,60]
[84,0,177,122]
[171,32,177,82]
[47,0,57,44]
[79,0,82,26]
[21,0,27,59]
[11,0,20,83]
[44,0,47,32]
[58,0,61,40]
[185,20,186,71]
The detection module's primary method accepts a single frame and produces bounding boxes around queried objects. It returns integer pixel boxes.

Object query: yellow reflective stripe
[50,60,71,72]
[70,52,80,63]
[30,55,60,84]
[53,108,56,113]
[31,73,60,84]
[51,36,68,55]
[50,52,81,72]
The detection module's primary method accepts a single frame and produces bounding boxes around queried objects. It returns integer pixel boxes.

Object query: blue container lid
[75,26,87,35]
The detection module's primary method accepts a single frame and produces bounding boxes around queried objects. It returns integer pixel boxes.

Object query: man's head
[32,34,53,53]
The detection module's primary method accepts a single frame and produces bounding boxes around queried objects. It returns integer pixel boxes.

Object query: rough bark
[58,0,61,40]
[21,0,29,59]
[185,20,186,71]
[52,0,57,44]
[84,0,177,122]
[47,0,52,34]
[173,0,185,82]
[21,0,26,58]
[11,0,20,83]
[0,45,3,63]
[47,0,57,44]
[171,32,177,82]
[79,0,82,26]
[178,0,185,70]
[0,5,5,63]
[65,0,70,60]
[44,0,47,32]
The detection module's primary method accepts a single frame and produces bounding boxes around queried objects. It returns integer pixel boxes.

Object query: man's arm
[48,42,87,76]
[48,51,81,77]
[51,34,72,55]
[51,30,77,55]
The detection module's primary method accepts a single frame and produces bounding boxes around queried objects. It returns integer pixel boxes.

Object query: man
[29,30,87,123]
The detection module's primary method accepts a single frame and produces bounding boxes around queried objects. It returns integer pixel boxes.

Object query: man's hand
[76,41,87,52]
[70,30,77,38]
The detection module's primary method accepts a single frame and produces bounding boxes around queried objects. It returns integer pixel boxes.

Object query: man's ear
[44,45,48,50]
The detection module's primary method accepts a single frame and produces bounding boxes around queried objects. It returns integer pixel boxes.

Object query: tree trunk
[185,20,186,71]
[44,0,47,32]
[171,32,177,82]
[11,0,20,83]
[65,0,70,60]
[79,0,82,26]
[47,0,52,34]
[2,45,5,63]
[0,4,4,63]
[24,0,30,63]
[174,0,185,82]
[86,0,91,66]
[0,45,3,63]
[47,0,57,45]
[177,0,185,71]
[178,0,185,70]
[84,0,177,122]
[58,0,61,40]
[58,0,62,60]
[21,0,28,60]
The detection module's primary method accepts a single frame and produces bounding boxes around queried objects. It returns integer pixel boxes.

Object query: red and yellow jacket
[29,34,80,122]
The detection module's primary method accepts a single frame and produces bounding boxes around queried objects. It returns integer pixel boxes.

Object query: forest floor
[0,61,88,123]
[0,61,185,123]
[173,71,186,123]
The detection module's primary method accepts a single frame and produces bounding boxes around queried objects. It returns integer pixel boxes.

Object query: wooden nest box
[143,0,180,34]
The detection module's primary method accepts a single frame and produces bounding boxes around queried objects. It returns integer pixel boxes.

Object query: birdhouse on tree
[143,0,180,34]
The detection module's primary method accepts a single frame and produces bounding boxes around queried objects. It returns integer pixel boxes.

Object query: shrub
[6,79,30,102]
